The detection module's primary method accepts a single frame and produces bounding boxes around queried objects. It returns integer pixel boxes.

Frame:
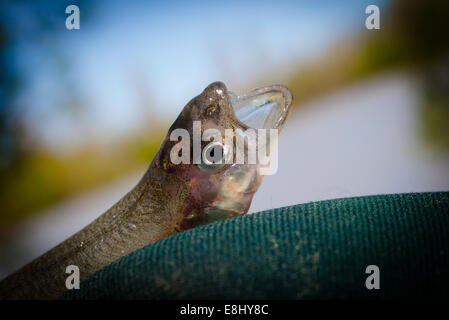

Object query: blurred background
[1,0,448,279]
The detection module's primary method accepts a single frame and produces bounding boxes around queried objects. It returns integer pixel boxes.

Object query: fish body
[0,82,292,299]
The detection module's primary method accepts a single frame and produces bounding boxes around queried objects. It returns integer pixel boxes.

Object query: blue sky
[6,0,388,149]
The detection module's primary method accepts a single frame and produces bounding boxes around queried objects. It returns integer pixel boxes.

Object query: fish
[0,81,293,299]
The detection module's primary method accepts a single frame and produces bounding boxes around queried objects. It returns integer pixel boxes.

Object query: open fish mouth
[183,83,293,229]
[229,84,293,132]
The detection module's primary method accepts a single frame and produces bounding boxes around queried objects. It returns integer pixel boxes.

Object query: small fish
[0,81,293,299]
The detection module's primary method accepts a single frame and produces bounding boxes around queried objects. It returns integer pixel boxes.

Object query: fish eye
[198,141,227,173]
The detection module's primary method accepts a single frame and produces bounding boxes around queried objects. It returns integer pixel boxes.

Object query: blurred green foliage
[421,95,449,151]
[0,133,164,228]
[420,64,449,151]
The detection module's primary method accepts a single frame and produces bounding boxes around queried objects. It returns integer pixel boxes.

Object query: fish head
[157,81,293,230]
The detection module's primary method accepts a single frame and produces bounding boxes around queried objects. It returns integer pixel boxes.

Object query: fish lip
[227,84,293,132]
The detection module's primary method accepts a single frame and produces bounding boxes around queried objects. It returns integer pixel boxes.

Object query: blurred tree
[354,0,449,74]
[0,20,22,172]
[385,0,449,151]
[0,1,95,227]
[389,0,449,63]
[0,0,88,171]
[0,1,165,229]
[288,0,449,151]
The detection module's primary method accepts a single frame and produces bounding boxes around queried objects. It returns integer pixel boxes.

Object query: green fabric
[62,192,449,299]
